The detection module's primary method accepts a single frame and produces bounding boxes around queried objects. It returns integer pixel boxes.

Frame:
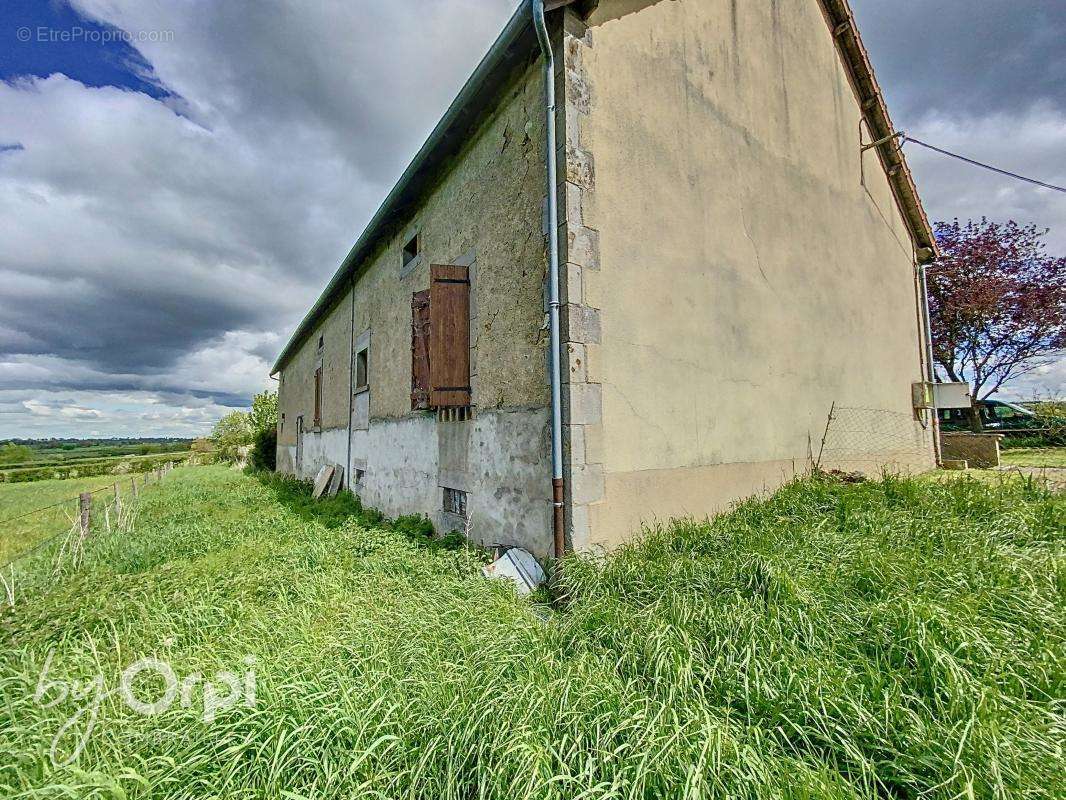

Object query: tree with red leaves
[928,218,1065,428]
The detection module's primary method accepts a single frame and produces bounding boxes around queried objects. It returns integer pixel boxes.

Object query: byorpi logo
[35,649,258,767]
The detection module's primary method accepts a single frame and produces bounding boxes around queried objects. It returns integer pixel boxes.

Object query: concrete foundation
[940,433,1004,469]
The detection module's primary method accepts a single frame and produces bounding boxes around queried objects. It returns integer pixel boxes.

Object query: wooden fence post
[79,493,91,538]
[131,476,138,499]
[113,483,122,519]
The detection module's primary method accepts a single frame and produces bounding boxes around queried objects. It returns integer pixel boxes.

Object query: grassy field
[1001,447,1066,468]
[0,466,1062,799]
[1,441,193,470]
[0,473,131,566]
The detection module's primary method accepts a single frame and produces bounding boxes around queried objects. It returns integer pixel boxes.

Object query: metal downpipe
[531,0,566,560]
[346,276,356,490]
[918,261,943,465]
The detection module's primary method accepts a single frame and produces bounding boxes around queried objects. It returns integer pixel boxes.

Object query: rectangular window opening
[443,487,467,518]
[355,348,369,392]
[402,233,419,268]
[354,468,366,485]
[313,367,323,428]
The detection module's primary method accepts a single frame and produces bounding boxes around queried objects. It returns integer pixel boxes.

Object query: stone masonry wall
[558,10,605,551]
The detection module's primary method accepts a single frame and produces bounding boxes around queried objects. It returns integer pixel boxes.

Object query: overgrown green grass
[0,467,1062,799]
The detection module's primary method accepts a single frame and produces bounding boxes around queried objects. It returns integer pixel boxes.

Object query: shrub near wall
[0,452,194,484]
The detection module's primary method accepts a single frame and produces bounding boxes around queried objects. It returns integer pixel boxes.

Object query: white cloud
[906,104,1066,251]
[2,387,246,438]
[0,0,517,438]
[1001,353,1066,402]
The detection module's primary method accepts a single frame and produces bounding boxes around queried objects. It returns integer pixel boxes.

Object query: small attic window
[402,233,420,269]
[318,335,324,350]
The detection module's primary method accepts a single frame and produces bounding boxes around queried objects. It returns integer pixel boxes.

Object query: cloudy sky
[1,0,1063,438]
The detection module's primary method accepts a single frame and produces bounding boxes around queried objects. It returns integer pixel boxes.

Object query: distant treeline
[0,439,196,471]
[3,437,194,450]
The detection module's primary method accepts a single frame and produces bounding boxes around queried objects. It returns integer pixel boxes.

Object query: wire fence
[816,405,936,473]
[0,461,179,577]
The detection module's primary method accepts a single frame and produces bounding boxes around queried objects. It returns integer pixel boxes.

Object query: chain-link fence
[815,405,936,474]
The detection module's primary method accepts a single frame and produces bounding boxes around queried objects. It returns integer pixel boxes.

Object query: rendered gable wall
[558,0,936,550]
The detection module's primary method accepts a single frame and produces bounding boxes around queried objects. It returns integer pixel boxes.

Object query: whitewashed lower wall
[286,427,349,482]
[278,408,554,557]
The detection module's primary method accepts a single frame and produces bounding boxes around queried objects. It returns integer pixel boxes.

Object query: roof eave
[271,1,540,375]
[274,0,940,375]
[818,0,939,263]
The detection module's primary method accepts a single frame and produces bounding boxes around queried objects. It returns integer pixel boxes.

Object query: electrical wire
[902,135,1066,194]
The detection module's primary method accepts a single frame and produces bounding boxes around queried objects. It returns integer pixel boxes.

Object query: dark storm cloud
[850,0,1066,122]
[0,270,257,372]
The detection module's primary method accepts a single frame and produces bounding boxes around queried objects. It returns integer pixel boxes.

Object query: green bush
[211,410,253,463]
[0,443,33,466]
[1001,432,1066,449]
[250,426,277,472]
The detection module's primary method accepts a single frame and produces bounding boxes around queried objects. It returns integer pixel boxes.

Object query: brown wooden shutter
[429,263,471,408]
[411,290,432,410]
[313,367,323,427]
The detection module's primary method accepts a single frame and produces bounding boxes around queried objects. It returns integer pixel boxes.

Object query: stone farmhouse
[273,0,940,558]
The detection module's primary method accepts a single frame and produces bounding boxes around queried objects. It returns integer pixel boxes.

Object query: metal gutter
[530,0,566,560]
[272,2,539,374]
[817,0,939,262]
[346,276,355,489]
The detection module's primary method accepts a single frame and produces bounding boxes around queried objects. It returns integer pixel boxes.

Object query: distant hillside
[0,438,195,471]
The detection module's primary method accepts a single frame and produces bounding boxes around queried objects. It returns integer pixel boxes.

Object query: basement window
[402,233,420,269]
[443,487,467,518]
[354,468,366,485]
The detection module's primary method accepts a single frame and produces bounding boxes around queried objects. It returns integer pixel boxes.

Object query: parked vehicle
[938,400,1039,431]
